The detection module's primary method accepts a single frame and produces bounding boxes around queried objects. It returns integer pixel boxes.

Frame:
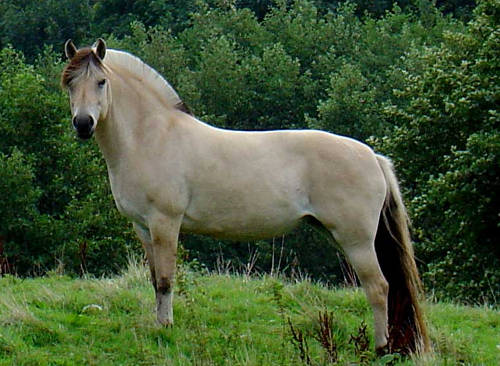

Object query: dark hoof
[376,345,390,357]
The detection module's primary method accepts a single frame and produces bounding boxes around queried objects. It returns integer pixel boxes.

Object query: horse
[61,38,429,355]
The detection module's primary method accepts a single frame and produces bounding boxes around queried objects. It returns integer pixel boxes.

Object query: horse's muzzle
[73,115,95,140]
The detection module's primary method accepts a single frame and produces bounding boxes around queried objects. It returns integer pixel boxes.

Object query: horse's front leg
[133,223,157,290]
[149,214,182,326]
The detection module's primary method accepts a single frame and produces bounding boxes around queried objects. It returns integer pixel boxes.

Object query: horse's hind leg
[322,220,389,351]
[340,239,389,351]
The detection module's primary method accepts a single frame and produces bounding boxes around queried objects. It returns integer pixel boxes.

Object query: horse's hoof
[376,345,390,356]
[160,320,174,327]
[157,316,174,328]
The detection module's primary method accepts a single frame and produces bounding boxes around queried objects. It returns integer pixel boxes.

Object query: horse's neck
[95,75,170,171]
[94,107,127,171]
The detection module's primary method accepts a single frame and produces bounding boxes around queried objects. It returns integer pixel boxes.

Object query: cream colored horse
[62,39,429,354]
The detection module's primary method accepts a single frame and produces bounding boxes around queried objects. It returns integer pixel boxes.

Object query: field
[0,262,498,366]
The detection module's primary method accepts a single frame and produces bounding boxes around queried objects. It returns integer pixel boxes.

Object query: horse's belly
[181,215,301,240]
[181,198,306,240]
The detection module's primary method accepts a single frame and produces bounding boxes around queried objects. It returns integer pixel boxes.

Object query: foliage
[0,0,93,60]
[417,132,500,302]
[0,47,137,276]
[374,0,499,303]
[0,149,41,273]
[310,62,385,140]
[0,1,476,61]
[92,0,199,37]
[0,0,497,304]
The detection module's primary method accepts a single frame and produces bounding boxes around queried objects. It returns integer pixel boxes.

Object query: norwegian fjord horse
[61,39,429,354]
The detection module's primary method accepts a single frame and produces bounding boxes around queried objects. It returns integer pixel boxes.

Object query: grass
[0,262,498,365]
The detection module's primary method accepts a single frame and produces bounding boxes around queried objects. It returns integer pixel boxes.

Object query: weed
[215,246,234,275]
[349,321,371,364]
[337,253,358,287]
[0,237,14,275]
[288,317,312,365]
[271,280,285,315]
[314,310,338,364]
[176,264,192,296]
[78,240,88,277]
[270,278,290,361]
[270,235,286,277]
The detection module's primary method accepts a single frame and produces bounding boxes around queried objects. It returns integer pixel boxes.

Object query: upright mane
[104,50,191,114]
[62,47,191,114]
[103,50,191,114]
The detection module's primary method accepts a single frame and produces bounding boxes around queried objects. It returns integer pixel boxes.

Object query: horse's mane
[105,50,191,114]
[62,48,191,114]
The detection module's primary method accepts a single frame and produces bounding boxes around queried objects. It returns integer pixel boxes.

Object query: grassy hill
[0,262,498,365]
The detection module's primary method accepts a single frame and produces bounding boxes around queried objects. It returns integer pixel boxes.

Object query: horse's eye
[98,79,106,88]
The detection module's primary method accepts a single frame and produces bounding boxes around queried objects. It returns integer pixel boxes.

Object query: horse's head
[62,39,111,139]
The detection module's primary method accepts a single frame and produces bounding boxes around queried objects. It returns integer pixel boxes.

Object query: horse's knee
[156,277,174,326]
[365,277,389,307]
[156,276,173,295]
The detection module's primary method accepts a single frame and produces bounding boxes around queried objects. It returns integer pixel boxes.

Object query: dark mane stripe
[175,101,193,115]
[61,48,104,88]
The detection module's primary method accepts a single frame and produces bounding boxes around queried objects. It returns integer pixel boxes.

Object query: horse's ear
[94,38,107,60]
[64,39,77,60]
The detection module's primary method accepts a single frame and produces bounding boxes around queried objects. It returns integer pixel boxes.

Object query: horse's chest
[109,176,148,225]
[114,195,144,223]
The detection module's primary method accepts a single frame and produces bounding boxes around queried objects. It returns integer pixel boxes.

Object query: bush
[0,47,138,276]
[0,149,41,273]
[374,0,499,303]
[416,132,499,303]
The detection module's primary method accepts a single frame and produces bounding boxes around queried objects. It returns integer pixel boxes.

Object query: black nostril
[73,115,95,139]
[73,115,94,130]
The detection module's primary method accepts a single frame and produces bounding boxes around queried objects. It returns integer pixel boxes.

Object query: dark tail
[375,155,430,354]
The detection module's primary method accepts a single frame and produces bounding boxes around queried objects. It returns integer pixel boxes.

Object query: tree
[0,0,93,60]
[374,0,499,303]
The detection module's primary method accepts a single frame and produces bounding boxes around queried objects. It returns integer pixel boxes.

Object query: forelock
[61,48,104,88]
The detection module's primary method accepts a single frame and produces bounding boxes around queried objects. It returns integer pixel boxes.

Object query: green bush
[0,47,138,276]
[374,0,499,303]
[309,62,385,140]
[0,149,41,272]
[416,132,499,302]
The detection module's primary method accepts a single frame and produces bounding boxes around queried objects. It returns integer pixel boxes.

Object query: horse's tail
[375,154,430,354]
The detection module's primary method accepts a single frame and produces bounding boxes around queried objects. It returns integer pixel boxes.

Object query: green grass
[0,263,498,365]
